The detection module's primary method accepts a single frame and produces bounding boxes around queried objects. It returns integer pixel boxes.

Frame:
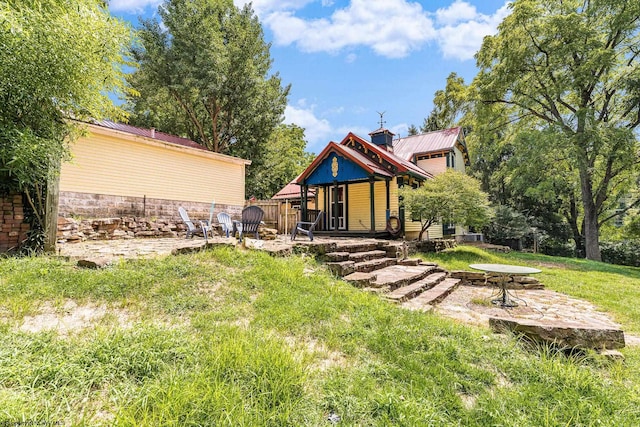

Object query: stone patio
[56,236,639,348]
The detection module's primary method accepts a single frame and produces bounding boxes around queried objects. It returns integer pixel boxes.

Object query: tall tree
[420,72,468,133]
[250,124,314,199]
[127,0,289,194]
[400,169,491,241]
[0,0,132,250]
[474,0,640,261]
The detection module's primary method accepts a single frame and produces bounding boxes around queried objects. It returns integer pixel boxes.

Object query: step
[324,251,350,262]
[326,260,356,276]
[343,271,377,288]
[402,278,461,309]
[333,242,380,253]
[353,257,397,273]
[349,250,388,262]
[384,272,448,303]
[367,264,437,290]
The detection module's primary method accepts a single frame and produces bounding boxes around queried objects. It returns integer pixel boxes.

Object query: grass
[0,246,638,425]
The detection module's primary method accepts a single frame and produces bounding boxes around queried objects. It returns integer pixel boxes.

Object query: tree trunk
[578,167,601,261]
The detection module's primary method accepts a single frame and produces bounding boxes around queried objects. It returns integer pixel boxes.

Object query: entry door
[329,185,346,230]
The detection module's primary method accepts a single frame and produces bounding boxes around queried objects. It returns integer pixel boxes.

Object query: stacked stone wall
[0,193,29,253]
[57,191,244,243]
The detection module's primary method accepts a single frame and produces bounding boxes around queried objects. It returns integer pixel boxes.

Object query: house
[295,126,469,239]
[56,120,250,239]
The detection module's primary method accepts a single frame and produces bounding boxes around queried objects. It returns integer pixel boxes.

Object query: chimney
[369,127,394,152]
[150,128,156,138]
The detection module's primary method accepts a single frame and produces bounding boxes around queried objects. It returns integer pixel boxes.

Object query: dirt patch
[19,300,134,336]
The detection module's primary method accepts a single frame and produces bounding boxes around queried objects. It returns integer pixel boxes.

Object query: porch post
[370,177,375,233]
[385,179,390,221]
[301,181,307,222]
[333,180,339,231]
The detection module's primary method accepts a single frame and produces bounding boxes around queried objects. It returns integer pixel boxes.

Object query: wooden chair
[178,207,199,239]
[240,206,264,240]
[291,211,323,241]
[217,212,234,238]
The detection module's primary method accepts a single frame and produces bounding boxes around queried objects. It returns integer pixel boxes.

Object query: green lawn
[0,247,639,426]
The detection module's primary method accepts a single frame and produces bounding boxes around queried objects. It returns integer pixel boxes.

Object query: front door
[329,185,346,230]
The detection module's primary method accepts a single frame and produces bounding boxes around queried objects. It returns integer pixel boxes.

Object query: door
[329,185,346,230]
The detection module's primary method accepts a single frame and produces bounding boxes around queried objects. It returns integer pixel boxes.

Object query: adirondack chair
[239,206,264,240]
[200,202,216,241]
[291,211,323,241]
[178,207,199,239]
[217,212,234,238]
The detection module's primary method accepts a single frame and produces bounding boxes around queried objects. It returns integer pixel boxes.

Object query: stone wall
[451,270,543,289]
[57,192,245,243]
[0,193,29,253]
[59,191,243,220]
[412,239,457,253]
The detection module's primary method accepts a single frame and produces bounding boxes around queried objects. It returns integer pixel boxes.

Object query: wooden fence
[247,200,300,235]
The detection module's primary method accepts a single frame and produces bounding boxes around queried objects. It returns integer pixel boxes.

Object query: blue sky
[109,0,510,153]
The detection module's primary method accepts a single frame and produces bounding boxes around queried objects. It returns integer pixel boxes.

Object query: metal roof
[393,127,462,161]
[272,181,315,200]
[92,120,208,151]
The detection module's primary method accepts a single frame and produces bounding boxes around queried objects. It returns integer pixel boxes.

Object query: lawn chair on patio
[178,207,199,239]
[239,206,264,240]
[217,212,234,238]
[291,211,323,241]
[200,201,216,242]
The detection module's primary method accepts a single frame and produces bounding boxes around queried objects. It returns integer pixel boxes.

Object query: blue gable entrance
[305,152,370,185]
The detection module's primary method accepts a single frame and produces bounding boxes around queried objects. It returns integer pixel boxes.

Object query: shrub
[600,240,640,267]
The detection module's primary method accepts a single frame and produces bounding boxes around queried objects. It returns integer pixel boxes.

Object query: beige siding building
[58,121,250,224]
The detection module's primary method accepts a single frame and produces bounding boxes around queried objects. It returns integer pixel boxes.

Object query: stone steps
[368,264,439,290]
[333,242,384,253]
[401,278,461,310]
[384,272,448,303]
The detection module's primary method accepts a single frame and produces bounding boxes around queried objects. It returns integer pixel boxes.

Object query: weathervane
[376,111,386,129]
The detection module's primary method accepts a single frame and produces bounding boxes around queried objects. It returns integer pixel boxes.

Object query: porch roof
[272,180,315,200]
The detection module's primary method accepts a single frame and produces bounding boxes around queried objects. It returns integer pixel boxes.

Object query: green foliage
[483,205,531,244]
[400,169,491,240]
[420,72,468,133]
[600,240,640,267]
[127,0,290,195]
[0,0,133,247]
[250,124,314,199]
[473,0,640,261]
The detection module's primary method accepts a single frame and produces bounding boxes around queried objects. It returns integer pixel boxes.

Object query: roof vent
[150,128,156,138]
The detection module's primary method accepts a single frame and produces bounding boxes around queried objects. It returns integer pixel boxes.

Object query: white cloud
[435,0,479,26]
[435,2,511,60]
[265,0,436,58]
[284,105,333,151]
[233,0,314,16]
[109,0,162,13]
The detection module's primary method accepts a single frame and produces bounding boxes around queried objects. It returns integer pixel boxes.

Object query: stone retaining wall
[59,191,243,220]
[413,239,457,253]
[57,192,245,243]
[451,270,543,289]
[0,193,29,253]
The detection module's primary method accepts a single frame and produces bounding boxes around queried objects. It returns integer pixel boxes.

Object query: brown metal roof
[393,127,462,161]
[92,120,208,151]
[272,181,315,200]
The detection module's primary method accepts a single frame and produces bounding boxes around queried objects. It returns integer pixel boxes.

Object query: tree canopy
[0,0,133,248]
[126,0,290,196]
[250,124,315,200]
[400,169,491,241]
[473,0,640,261]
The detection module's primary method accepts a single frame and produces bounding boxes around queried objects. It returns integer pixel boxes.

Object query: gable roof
[92,120,208,152]
[393,127,463,161]
[296,141,396,183]
[341,132,433,179]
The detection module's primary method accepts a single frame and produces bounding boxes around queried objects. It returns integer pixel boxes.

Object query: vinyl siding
[59,128,246,206]
[348,182,370,231]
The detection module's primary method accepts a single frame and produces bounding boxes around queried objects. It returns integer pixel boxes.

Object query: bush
[537,233,575,258]
[600,240,640,267]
